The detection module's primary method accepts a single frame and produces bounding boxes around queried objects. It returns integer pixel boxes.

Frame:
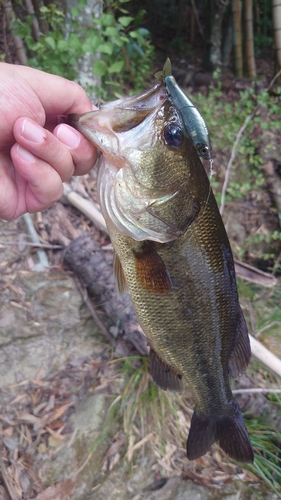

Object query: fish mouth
[69,81,167,140]
[112,80,167,111]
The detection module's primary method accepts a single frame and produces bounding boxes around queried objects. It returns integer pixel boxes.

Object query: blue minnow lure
[157,59,212,161]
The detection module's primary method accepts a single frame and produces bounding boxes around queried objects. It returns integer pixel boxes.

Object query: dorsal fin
[113,252,127,296]
[133,242,172,295]
[149,349,183,392]
[228,306,251,378]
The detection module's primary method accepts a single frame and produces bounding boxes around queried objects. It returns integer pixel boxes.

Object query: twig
[74,452,93,477]
[233,388,281,395]
[267,68,281,90]
[220,108,257,215]
[256,321,281,337]
[0,241,63,249]
[0,450,21,500]
[73,275,113,344]
[22,214,49,270]
[220,68,281,215]
[190,0,205,41]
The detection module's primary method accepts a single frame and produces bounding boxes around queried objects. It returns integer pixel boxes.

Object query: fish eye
[163,124,183,148]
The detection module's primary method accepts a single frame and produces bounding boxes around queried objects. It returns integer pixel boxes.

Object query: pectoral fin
[133,242,172,295]
[149,349,183,392]
[113,252,127,296]
[228,306,251,378]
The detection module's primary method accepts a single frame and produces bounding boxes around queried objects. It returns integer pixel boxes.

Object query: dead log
[63,232,148,356]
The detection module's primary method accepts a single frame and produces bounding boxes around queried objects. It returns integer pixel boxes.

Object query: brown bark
[4,1,28,65]
[209,0,228,71]
[63,232,149,356]
[232,0,243,76]
[24,0,40,41]
[244,0,256,77]
[273,0,281,70]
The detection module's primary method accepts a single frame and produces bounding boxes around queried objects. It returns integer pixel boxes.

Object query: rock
[0,269,105,386]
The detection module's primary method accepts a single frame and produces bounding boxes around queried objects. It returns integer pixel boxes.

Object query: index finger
[12,64,94,115]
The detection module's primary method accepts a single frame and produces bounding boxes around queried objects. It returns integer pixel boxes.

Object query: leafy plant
[10,0,155,97]
[246,420,281,497]
[193,79,281,270]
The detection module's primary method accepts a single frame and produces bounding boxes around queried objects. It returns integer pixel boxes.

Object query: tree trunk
[222,14,233,67]
[273,0,281,70]
[232,0,243,76]
[244,0,256,77]
[208,0,228,71]
[65,0,102,99]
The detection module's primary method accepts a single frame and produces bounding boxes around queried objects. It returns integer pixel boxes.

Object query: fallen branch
[63,232,148,356]
[234,259,277,287]
[63,183,107,232]
[233,388,281,394]
[250,334,281,378]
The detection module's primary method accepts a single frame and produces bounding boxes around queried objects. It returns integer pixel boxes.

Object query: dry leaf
[3,436,18,450]
[16,413,41,426]
[35,478,76,500]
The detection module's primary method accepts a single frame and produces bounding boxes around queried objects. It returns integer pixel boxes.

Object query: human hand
[0,63,98,221]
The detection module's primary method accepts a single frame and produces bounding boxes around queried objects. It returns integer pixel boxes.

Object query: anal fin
[228,306,251,378]
[149,349,183,392]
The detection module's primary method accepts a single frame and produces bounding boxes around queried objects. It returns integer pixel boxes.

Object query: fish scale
[108,191,236,411]
[69,68,253,463]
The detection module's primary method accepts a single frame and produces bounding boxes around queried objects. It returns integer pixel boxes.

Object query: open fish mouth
[69,81,167,141]
[69,81,194,243]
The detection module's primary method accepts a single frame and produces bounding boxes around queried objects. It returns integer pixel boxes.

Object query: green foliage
[12,4,79,79]
[194,82,281,171]
[253,0,273,51]
[10,1,155,96]
[246,420,281,497]
[192,81,281,273]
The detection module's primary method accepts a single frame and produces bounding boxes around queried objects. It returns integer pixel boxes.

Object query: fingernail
[21,119,46,143]
[56,124,80,148]
[17,145,36,163]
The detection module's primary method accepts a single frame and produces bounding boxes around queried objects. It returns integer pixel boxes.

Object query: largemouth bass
[69,75,253,463]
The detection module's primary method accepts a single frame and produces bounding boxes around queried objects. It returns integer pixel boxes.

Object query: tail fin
[186,401,254,463]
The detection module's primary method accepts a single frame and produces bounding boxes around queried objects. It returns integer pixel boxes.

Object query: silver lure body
[164,75,212,160]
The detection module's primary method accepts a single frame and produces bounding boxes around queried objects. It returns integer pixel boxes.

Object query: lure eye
[163,124,183,148]
[197,143,211,160]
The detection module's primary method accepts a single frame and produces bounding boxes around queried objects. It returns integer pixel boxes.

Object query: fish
[156,58,212,161]
[69,73,253,463]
